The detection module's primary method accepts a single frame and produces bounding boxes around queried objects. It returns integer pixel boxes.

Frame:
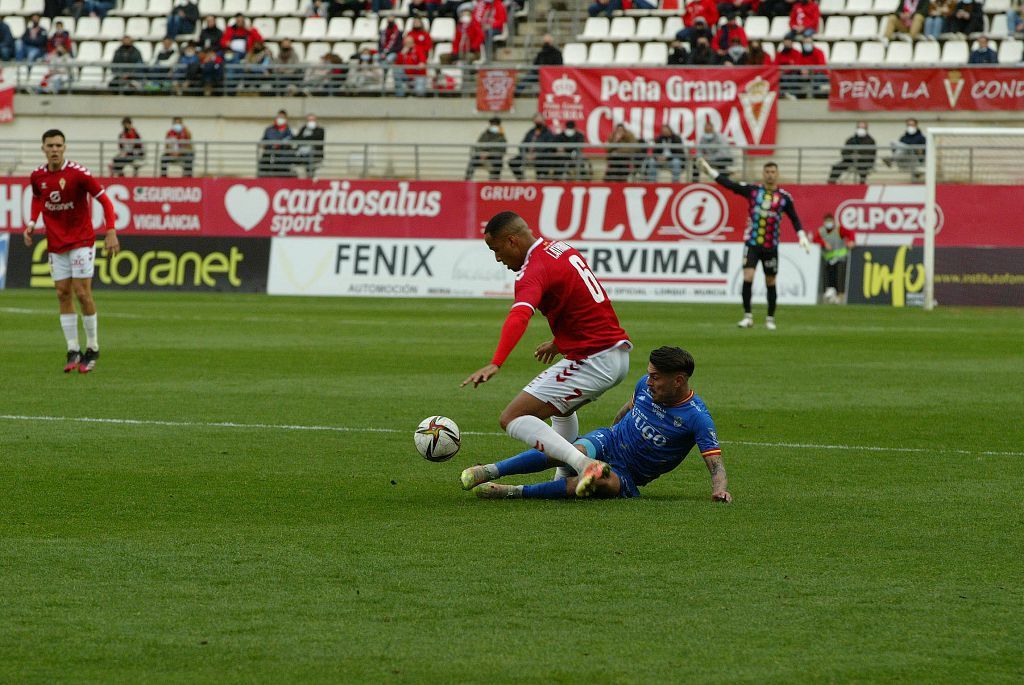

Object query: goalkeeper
[698,158,811,330]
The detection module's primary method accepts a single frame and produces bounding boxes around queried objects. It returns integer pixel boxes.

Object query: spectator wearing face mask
[883,119,926,181]
[394,35,428,96]
[441,10,484,64]
[814,214,855,304]
[517,33,562,95]
[644,124,685,183]
[668,40,690,65]
[828,122,876,184]
[378,16,403,64]
[555,120,589,180]
[677,15,715,47]
[694,121,734,182]
[466,117,507,181]
[161,117,194,177]
[794,37,827,98]
[714,15,748,56]
[748,39,773,65]
[969,36,998,63]
[406,17,433,61]
[510,114,557,181]
[723,38,749,65]
[689,36,717,64]
[258,110,295,177]
[294,114,325,179]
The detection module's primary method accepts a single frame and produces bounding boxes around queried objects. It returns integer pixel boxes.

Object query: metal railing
[5,139,1011,185]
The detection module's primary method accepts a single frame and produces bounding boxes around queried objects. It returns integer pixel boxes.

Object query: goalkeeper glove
[697,157,717,179]
[797,230,811,254]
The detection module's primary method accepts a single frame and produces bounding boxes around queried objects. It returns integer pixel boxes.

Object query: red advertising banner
[0,87,14,124]
[0,177,1020,247]
[476,68,517,112]
[829,68,1024,111]
[538,66,779,148]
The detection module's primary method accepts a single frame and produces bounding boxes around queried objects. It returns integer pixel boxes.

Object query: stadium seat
[77,65,106,87]
[249,0,273,15]
[97,16,125,41]
[223,0,248,16]
[608,17,636,41]
[768,16,790,41]
[429,17,454,42]
[843,0,872,15]
[141,0,170,16]
[301,17,327,40]
[22,0,41,14]
[378,16,404,31]
[75,16,100,40]
[0,0,20,14]
[589,42,614,63]
[579,17,610,42]
[197,0,223,17]
[985,0,1011,12]
[124,17,150,41]
[75,40,102,63]
[253,18,276,41]
[563,41,587,65]
[912,41,939,63]
[940,40,969,64]
[148,17,168,41]
[850,15,879,40]
[614,41,641,63]
[351,16,380,41]
[763,41,776,58]
[744,15,769,40]
[998,38,1023,63]
[661,16,683,40]
[635,16,662,41]
[858,40,885,62]
[270,0,300,17]
[101,41,119,62]
[327,17,353,40]
[275,17,302,41]
[989,14,1009,38]
[640,41,668,64]
[136,40,152,62]
[819,0,844,13]
[814,41,830,60]
[4,15,24,39]
[305,41,330,62]
[335,41,357,61]
[831,40,858,62]
[430,41,451,63]
[872,0,900,14]
[884,40,912,63]
[823,15,851,40]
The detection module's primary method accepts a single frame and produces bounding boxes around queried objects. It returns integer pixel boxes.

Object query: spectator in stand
[306,0,329,17]
[668,39,690,64]
[465,116,507,181]
[969,36,998,63]
[677,16,714,50]
[510,114,556,180]
[221,14,264,63]
[273,38,303,93]
[883,118,926,181]
[409,0,442,19]
[68,1,114,19]
[796,35,827,97]
[717,0,756,19]
[759,0,792,18]
[46,20,73,57]
[372,1,395,11]
[441,10,484,64]
[924,0,954,38]
[517,33,561,94]
[17,14,48,62]
[748,39,772,64]
[723,37,750,65]
[645,124,684,183]
[194,46,224,95]
[0,17,15,61]
[150,36,178,87]
[604,123,638,182]
[694,121,733,181]
[948,0,983,35]
[555,120,588,179]
[714,14,748,57]
[110,35,143,93]
[689,35,717,64]
[473,0,507,42]
[331,0,369,18]
[884,0,929,41]
[110,117,145,177]
[1009,1,1023,36]
[39,43,73,92]
[814,213,855,304]
[394,35,428,96]
[828,121,876,184]
[160,117,194,177]
[259,110,295,178]
[589,0,621,16]
[167,1,199,39]
[175,41,199,93]
[240,40,273,91]
[378,15,403,64]
[308,51,345,95]
[406,17,433,61]
[294,113,325,179]
[788,0,821,38]
[197,16,222,52]
[348,46,384,89]
[775,34,799,64]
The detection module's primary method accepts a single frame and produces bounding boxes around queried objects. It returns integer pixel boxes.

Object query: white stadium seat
[661,16,683,40]
[124,17,150,41]
[608,17,636,41]
[843,0,872,15]
[301,17,327,40]
[101,41,119,61]
[768,16,790,41]
[136,40,152,61]
[985,0,1011,12]
[635,16,662,41]
[270,0,300,17]
[850,15,879,40]
[0,0,21,13]
[75,40,102,63]
[819,0,844,13]
[350,16,378,41]
[327,17,353,40]
[588,42,614,63]
[305,41,331,63]
[858,40,885,63]
[940,40,969,64]
[831,40,858,63]
[989,15,1009,39]
[579,17,609,42]
[97,16,126,41]
[429,17,454,42]
[884,40,912,64]
[912,41,939,64]
[872,0,900,14]
[22,0,42,13]
[223,0,248,16]
[823,16,851,40]
[144,0,171,17]
[197,0,223,17]
[274,17,302,41]
[815,41,830,60]
[77,65,106,87]
[147,17,168,41]
[335,41,357,62]
[430,41,450,63]
[744,15,769,40]
[641,41,668,64]
[75,16,100,39]
[614,41,641,64]
[4,16,24,38]
[253,18,276,41]
[563,41,587,65]
[998,38,1023,63]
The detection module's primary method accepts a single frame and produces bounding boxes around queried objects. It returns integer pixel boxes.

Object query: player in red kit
[460,211,632,497]
[23,129,119,373]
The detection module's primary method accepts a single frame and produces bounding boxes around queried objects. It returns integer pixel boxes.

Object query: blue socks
[495,449,552,477]
[523,479,569,499]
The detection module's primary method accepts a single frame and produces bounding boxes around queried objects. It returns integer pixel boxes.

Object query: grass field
[1,289,1022,683]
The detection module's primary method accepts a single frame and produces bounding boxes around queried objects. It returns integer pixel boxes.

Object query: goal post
[924,127,1024,311]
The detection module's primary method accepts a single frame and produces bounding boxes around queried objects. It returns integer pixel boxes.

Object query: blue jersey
[608,376,722,487]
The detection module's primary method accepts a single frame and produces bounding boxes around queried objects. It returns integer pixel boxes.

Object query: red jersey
[30,161,107,254]
[514,238,629,360]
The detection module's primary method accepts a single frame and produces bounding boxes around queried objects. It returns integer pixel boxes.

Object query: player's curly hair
[649,346,695,377]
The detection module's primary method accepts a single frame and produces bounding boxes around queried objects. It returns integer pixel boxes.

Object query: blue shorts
[575,428,640,498]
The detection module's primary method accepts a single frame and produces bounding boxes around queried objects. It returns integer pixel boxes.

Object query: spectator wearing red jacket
[441,10,484,63]
[774,35,800,65]
[394,35,428,97]
[747,39,773,64]
[716,0,758,19]
[220,14,264,62]
[713,15,748,55]
[405,17,433,62]
[46,20,73,56]
[684,0,720,28]
[788,0,821,38]
[472,0,507,39]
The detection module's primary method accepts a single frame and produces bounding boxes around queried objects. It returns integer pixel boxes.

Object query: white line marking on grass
[1,414,1021,457]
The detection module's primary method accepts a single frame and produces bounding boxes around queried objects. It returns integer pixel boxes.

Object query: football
[414,416,461,462]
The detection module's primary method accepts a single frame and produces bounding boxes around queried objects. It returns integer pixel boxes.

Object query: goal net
[923,127,1024,310]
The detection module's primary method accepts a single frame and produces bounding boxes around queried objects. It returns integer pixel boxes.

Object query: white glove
[797,230,811,254]
[697,157,717,179]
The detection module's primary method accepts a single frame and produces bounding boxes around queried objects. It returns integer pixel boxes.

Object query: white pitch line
[0,414,1021,457]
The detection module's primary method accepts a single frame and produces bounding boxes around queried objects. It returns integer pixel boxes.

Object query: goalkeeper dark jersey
[715,175,804,249]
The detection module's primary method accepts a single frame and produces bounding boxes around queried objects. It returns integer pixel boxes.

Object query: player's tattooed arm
[612,399,634,425]
[704,453,731,503]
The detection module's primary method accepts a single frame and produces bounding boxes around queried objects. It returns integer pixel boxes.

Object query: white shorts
[524,342,632,414]
[49,246,95,281]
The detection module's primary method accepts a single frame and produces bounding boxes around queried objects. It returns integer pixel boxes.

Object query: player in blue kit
[460,346,731,502]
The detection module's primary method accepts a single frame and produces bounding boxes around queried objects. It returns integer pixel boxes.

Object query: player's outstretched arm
[703,452,731,503]
[463,305,532,388]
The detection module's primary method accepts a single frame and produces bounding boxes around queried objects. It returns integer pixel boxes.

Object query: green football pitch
[1,290,1022,683]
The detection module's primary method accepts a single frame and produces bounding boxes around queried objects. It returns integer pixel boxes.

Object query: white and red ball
[414,416,461,462]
